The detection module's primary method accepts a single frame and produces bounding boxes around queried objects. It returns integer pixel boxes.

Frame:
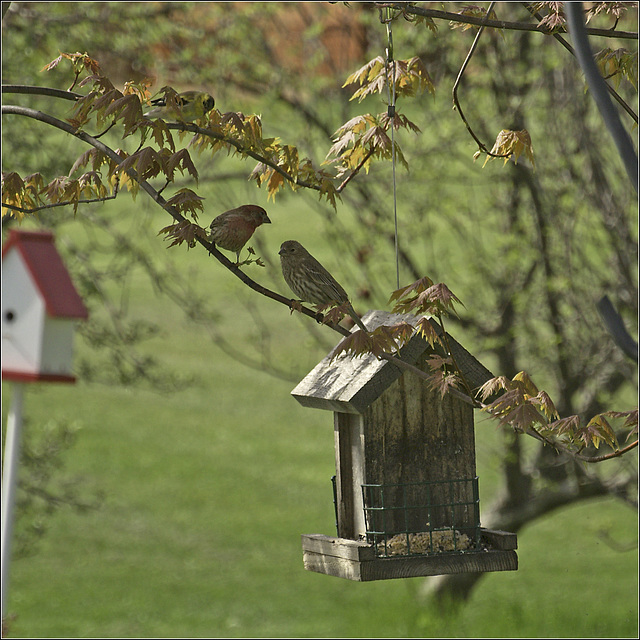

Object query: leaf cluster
[480,129,536,167]
[343,55,435,102]
[594,47,638,90]
[478,372,638,453]
[389,276,464,318]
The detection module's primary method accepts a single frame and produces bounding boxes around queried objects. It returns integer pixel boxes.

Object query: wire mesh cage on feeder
[293,310,518,582]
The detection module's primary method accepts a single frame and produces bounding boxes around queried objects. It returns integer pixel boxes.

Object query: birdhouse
[293,310,517,581]
[1,229,88,383]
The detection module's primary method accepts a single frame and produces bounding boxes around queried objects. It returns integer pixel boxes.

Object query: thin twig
[573,439,638,463]
[3,194,118,214]
[451,2,511,159]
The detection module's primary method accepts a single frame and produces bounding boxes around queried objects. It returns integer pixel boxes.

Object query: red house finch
[279,240,368,331]
[209,205,271,263]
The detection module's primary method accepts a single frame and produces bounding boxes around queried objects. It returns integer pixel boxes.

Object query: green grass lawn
[3,371,637,638]
[2,207,638,638]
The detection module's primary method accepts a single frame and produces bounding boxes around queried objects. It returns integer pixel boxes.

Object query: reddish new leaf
[530,390,559,421]
[165,188,205,219]
[158,220,206,249]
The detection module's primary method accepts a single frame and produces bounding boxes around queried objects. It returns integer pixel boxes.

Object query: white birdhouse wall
[40,317,77,375]
[1,248,46,374]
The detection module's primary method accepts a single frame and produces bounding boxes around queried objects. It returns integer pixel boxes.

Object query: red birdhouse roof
[2,229,89,319]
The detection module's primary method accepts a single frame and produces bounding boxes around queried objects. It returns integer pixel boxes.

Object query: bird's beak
[265,216,272,224]
[278,247,284,255]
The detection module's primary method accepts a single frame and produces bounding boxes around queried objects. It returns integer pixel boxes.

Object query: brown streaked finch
[209,205,271,264]
[278,240,368,332]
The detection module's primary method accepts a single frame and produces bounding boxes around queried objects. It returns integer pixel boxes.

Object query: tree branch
[3,194,118,214]
[375,2,639,40]
[1,84,82,101]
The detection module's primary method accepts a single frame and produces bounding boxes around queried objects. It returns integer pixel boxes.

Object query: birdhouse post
[1,229,88,619]
[293,311,517,581]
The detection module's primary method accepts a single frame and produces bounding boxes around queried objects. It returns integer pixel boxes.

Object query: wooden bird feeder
[292,310,518,582]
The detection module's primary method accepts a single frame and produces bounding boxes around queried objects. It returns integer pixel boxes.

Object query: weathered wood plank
[334,413,367,539]
[302,538,518,581]
[480,528,518,550]
[301,534,375,561]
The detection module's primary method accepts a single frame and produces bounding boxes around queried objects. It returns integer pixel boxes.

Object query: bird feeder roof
[291,310,493,414]
[2,229,89,319]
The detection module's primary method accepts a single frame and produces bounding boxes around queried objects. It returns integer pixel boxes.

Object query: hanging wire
[381,8,400,289]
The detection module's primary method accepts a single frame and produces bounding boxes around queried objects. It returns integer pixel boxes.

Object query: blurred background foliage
[1,2,638,637]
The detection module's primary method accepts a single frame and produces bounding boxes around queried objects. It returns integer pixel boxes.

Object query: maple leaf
[165,188,205,220]
[330,330,376,362]
[166,149,199,183]
[477,376,512,402]
[319,178,340,209]
[148,120,176,152]
[547,414,581,438]
[392,282,462,317]
[41,51,100,75]
[69,149,94,176]
[428,369,462,399]
[575,415,619,450]
[499,402,545,432]
[585,1,629,24]
[415,316,442,348]
[483,387,524,418]
[380,111,422,134]
[601,408,638,442]
[388,276,435,304]
[511,371,539,397]
[158,220,206,249]
[602,408,638,430]
[2,172,45,218]
[321,304,349,327]
[484,129,535,168]
[343,57,386,91]
[529,390,559,421]
[532,2,566,32]
[267,170,285,202]
[386,322,416,347]
[116,147,162,181]
[409,14,438,33]
[343,56,435,104]
[594,48,638,90]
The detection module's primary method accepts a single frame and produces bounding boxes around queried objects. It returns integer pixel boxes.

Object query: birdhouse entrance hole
[294,311,518,582]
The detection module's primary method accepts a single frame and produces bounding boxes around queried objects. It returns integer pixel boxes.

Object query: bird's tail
[347,304,369,332]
